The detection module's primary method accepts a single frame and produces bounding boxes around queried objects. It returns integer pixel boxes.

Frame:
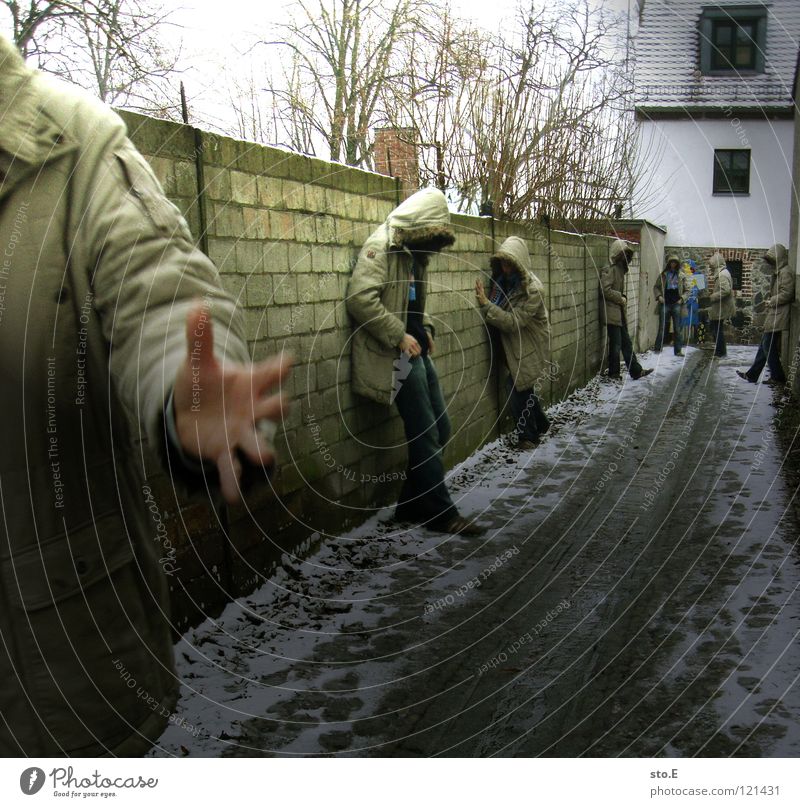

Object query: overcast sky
[1,0,633,136]
[167,0,632,134]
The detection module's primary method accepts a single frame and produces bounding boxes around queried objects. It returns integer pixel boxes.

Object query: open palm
[173,304,291,503]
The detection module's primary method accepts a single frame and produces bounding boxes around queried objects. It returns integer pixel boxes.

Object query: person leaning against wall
[345,187,484,536]
[737,244,796,386]
[653,252,690,356]
[0,35,289,756]
[599,239,653,381]
[700,253,735,358]
[475,236,552,450]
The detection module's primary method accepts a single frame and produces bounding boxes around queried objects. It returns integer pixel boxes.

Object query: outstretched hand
[172,304,291,503]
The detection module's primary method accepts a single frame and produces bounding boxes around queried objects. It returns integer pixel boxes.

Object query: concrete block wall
[118,111,639,629]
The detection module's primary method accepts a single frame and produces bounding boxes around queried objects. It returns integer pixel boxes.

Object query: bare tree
[1,0,181,118]
[266,0,422,166]
[385,0,639,223]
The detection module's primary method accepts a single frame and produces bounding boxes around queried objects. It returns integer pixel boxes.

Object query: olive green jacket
[0,38,248,756]
[599,239,633,327]
[761,244,794,333]
[653,253,691,314]
[345,187,449,405]
[706,253,736,321]
[479,236,551,391]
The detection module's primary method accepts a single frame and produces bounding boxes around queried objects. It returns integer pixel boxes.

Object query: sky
[166,0,632,136]
[0,0,633,136]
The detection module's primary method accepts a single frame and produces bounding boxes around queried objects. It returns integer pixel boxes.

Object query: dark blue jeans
[394,355,457,525]
[709,319,726,357]
[506,376,550,442]
[655,302,682,354]
[606,324,643,378]
[746,331,785,382]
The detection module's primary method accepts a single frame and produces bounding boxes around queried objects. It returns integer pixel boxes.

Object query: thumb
[185,303,217,371]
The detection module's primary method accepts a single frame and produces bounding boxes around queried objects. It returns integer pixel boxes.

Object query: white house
[632,0,799,276]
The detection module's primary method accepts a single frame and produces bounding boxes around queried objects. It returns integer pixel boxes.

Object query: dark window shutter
[699,14,713,74]
[754,16,767,72]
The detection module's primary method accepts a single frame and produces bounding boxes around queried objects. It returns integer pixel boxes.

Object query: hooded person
[0,36,289,755]
[475,236,551,449]
[702,252,735,358]
[737,244,795,385]
[599,239,653,380]
[345,187,483,536]
[653,253,690,355]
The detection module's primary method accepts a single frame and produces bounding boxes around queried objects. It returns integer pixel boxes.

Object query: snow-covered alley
[151,345,800,757]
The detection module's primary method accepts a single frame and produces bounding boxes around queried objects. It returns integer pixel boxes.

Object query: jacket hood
[708,253,726,275]
[387,186,454,248]
[765,243,788,268]
[490,236,542,294]
[664,253,681,271]
[610,239,634,265]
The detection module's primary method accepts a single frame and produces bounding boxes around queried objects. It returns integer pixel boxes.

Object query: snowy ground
[150,345,800,757]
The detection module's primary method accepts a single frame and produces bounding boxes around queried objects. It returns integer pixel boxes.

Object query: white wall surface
[634,118,794,248]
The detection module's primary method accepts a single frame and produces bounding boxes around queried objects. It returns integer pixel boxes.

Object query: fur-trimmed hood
[765,243,788,269]
[664,253,681,271]
[489,235,543,296]
[386,186,454,248]
[610,238,634,268]
[708,252,726,277]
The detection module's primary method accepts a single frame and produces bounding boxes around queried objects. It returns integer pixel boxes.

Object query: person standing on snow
[701,253,735,358]
[653,253,690,356]
[475,236,551,450]
[737,244,795,385]
[599,240,653,381]
[345,187,483,536]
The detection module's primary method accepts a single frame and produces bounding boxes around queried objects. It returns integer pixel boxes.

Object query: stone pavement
[152,345,800,757]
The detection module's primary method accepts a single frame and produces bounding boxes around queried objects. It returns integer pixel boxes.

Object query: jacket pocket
[114,144,193,241]
[3,513,134,611]
[364,332,398,357]
[2,513,171,752]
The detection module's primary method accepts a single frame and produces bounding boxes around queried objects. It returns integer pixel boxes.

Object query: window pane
[714,150,750,194]
[715,24,732,45]
[737,23,755,44]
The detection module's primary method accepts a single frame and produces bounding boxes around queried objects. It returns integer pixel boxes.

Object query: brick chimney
[373,127,419,190]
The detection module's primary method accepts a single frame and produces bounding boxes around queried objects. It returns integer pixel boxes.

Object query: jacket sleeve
[652,274,663,302]
[481,291,547,334]
[774,267,796,306]
[81,135,250,472]
[708,271,731,303]
[345,243,406,349]
[600,266,625,306]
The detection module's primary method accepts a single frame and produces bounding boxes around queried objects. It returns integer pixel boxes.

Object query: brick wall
[373,127,419,190]
[119,111,644,630]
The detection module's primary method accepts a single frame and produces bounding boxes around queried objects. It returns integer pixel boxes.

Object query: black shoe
[393,505,414,524]
[675,351,684,357]
[606,373,622,381]
[764,377,785,387]
[635,368,654,379]
[736,370,755,383]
